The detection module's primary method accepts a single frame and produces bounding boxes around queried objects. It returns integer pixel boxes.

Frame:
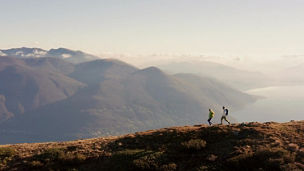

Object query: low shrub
[106,149,150,170]
[35,148,86,162]
[0,147,15,160]
[160,163,177,171]
[132,151,164,170]
[29,160,44,168]
[226,147,295,170]
[36,148,65,161]
[181,139,206,151]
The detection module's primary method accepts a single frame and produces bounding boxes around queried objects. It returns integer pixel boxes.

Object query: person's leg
[208,118,212,125]
[220,116,224,124]
[224,117,230,124]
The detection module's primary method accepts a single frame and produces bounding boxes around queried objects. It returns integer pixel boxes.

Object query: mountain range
[158,61,273,90]
[0,47,98,63]
[0,49,257,144]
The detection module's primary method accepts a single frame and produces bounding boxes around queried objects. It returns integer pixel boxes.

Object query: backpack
[225,109,229,115]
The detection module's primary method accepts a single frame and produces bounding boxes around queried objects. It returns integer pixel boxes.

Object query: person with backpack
[208,109,215,125]
[221,106,230,125]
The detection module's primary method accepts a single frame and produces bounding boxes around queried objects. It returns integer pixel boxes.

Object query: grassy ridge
[0,121,303,170]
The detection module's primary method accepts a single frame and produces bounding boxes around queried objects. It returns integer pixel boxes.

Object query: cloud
[234,57,241,61]
[281,55,304,58]
[24,49,47,58]
[0,51,6,56]
[15,51,24,56]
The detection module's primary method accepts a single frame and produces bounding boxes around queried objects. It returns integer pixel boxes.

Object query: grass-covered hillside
[0,121,303,171]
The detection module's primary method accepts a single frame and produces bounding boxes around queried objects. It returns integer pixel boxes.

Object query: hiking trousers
[208,117,213,125]
[221,116,230,124]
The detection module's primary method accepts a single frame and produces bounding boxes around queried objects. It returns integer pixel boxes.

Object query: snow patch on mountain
[62,54,72,58]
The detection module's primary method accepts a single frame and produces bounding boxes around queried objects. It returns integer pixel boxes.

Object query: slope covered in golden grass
[0,121,303,171]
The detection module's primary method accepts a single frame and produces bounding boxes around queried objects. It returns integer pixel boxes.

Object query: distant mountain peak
[135,67,167,79]
[140,66,163,74]
[48,48,82,55]
[77,58,136,69]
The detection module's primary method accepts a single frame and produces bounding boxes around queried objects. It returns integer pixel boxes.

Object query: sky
[1,0,304,60]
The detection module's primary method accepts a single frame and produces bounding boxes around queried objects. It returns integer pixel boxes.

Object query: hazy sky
[1,0,304,58]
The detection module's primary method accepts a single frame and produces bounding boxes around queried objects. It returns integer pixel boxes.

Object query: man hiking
[208,109,215,125]
[221,106,230,125]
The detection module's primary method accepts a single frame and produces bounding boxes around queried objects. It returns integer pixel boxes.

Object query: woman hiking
[208,109,215,125]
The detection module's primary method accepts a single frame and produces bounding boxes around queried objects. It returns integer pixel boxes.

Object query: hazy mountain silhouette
[69,59,138,85]
[0,57,84,120]
[46,48,98,63]
[280,63,304,84]
[174,73,256,107]
[23,57,75,74]
[0,47,99,63]
[158,61,272,90]
[0,57,256,143]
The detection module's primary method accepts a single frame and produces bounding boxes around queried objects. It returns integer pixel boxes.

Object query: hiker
[208,109,215,125]
[221,106,230,125]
